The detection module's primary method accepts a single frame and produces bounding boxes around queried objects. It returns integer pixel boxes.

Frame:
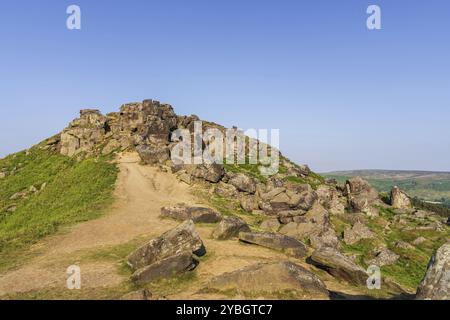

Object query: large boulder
[416,242,450,300]
[309,247,368,286]
[131,251,199,285]
[228,173,257,194]
[239,231,308,258]
[345,177,379,213]
[315,186,345,215]
[278,203,338,249]
[127,220,205,270]
[343,221,375,245]
[212,216,251,240]
[192,164,225,183]
[390,186,412,209]
[160,205,222,223]
[203,262,329,300]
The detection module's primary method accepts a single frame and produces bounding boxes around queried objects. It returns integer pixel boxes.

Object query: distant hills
[323,170,450,207]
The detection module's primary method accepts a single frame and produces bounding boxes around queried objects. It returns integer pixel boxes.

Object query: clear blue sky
[1,0,449,172]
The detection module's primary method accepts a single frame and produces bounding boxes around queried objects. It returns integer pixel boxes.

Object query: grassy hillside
[323,170,450,207]
[0,145,118,271]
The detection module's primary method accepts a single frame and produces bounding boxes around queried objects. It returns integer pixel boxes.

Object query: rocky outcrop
[160,205,222,223]
[203,262,329,300]
[390,186,412,209]
[309,247,368,286]
[212,216,251,240]
[344,177,379,213]
[60,109,108,157]
[343,221,375,245]
[127,220,205,270]
[239,231,308,258]
[136,144,170,165]
[278,203,339,249]
[316,185,345,215]
[416,242,450,300]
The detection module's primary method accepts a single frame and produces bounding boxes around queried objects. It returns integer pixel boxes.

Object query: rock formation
[390,186,412,209]
[203,262,330,300]
[416,242,450,300]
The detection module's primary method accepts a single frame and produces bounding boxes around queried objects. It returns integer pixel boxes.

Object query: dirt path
[0,152,345,299]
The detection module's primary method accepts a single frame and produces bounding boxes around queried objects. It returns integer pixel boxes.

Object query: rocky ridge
[36,99,450,299]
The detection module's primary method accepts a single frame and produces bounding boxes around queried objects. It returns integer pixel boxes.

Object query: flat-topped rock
[160,205,222,223]
[203,262,329,300]
[239,231,308,258]
[309,247,368,286]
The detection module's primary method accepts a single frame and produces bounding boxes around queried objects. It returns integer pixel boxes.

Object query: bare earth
[0,152,347,299]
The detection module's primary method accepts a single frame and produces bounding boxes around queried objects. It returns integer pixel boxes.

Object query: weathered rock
[192,164,225,183]
[160,205,222,223]
[316,186,345,215]
[370,248,399,266]
[120,289,152,300]
[278,203,331,241]
[309,247,368,286]
[260,219,281,232]
[131,251,199,285]
[260,187,285,202]
[416,242,450,300]
[214,182,238,198]
[390,186,412,209]
[228,173,257,194]
[277,210,306,224]
[60,109,108,157]
[239,194,259,212]
[239,231,308,258]
[269,192,291,211]
[203,262,329,300]
[136,144,170,165]
[345,177,379,212]
[343,221,375,245]
[127,220,205,270]
[309,228,340,250]
[102,139,122,155]
[294,189,318,211]
[212,216,251,240]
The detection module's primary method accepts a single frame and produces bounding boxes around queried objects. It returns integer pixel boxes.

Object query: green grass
[339,206,450,291]
[283,175,322,190]
[223,162,268,184]
[0,147,118,271]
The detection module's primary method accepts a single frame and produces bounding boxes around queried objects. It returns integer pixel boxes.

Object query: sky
[0,0,449,172]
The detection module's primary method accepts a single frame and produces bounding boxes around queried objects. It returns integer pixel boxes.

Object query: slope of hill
[323,170,450,207]
[0,144,118,271]
[0,99,448,300]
